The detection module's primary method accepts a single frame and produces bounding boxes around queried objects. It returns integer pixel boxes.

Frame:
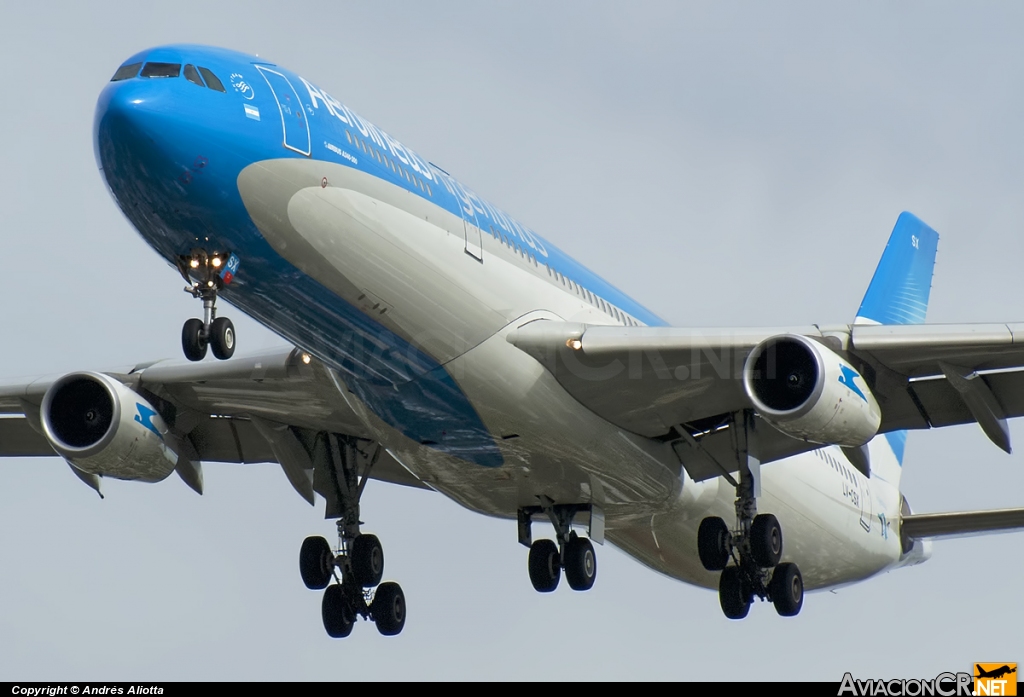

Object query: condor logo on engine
[134,403,163,440]
[838,365,867,402]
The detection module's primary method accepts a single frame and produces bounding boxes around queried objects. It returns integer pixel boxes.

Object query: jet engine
[742,334,881,447]
[40,372,180,482]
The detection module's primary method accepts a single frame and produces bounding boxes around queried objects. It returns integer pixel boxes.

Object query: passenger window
[197,67,225,92]
[345,131,352,144]
[110,62,142,81]
[140,62,181,78]
[183,64,205,87]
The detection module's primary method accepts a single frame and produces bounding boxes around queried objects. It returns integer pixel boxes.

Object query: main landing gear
[298,435,406,638]
[696,411,804,620]
[519,500,602,593]
[177,250,237,362]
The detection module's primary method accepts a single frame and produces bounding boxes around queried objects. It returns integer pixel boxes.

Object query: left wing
[507,319,1024,478]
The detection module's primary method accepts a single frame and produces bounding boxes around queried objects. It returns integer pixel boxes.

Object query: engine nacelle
[40,372,179,482]
[742,334,881,447]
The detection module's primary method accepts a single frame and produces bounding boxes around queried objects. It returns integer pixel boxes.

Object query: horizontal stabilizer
[902,507,1024,539]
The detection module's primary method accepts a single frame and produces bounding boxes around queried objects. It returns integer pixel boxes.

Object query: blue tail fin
[855,212,940,466]
[855,212,939,326]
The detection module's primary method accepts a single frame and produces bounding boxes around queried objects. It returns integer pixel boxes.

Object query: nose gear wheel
[177,250,237,361]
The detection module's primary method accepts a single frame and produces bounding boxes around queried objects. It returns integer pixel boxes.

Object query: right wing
[0,347,427,500]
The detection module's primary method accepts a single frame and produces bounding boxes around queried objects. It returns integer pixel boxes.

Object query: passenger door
[255,65,311,157]
[452,183,483,262]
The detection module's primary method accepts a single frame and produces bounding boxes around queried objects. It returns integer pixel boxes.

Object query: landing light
[207,281,214,287]
[567,339,583,351]
[211,257,222,268]
[189,259,200,269]
[301,353,312,365]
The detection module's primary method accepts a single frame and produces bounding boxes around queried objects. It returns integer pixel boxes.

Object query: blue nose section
[94,77,187,187]
[92,58,240,260]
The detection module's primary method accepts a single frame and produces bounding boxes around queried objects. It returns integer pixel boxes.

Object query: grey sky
[1,1,1022,680]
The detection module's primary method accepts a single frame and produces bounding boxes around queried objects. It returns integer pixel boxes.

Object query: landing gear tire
[528,539,561,593]
[181,318,207,362]
[351,534,384,588]
[770,562,803,617]
[209,316,236,360]
[322,584,355,638]
[299,536,334,590]
[564,535,597,591]
[697,517,731,571]
[719,566,751,620]
[372,581,406,636]
[750,513,783,568]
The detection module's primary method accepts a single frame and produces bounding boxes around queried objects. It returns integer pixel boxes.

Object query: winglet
[855,212,939,326]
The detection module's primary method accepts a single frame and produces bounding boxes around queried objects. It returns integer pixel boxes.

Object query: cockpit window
[197,67,225,92]
[183,64,205,87]
[110,62,142,81]
[140,62,182,78]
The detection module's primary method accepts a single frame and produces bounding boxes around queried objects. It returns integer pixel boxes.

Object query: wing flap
[900,371,1024,429]
[0,417,54,456]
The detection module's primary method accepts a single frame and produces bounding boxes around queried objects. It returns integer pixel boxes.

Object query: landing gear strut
[696,411,804,619]
[178,250,236,362]
[298,434,406,638]
[519,500,601,593]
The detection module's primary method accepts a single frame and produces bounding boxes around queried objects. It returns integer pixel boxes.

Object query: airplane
[975,666,1017,680]
[3,43,1024,638]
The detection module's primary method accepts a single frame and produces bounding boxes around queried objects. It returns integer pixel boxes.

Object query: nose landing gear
[177,250,238,362]
[695,411,805,620]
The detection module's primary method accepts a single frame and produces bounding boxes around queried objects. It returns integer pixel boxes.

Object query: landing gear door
[255,66,311,157]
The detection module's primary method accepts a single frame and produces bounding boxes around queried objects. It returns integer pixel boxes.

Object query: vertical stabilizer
[856,212,940,466]
[855,212,939,326]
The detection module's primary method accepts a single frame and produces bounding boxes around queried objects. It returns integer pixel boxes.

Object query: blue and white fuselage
[94,44,918,593]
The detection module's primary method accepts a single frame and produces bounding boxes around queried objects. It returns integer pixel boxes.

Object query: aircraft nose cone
[93,74,209,228]
[94,78,177,176]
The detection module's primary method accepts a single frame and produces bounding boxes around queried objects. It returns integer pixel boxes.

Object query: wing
[507,319,1024,478]
[0,347,427,500]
